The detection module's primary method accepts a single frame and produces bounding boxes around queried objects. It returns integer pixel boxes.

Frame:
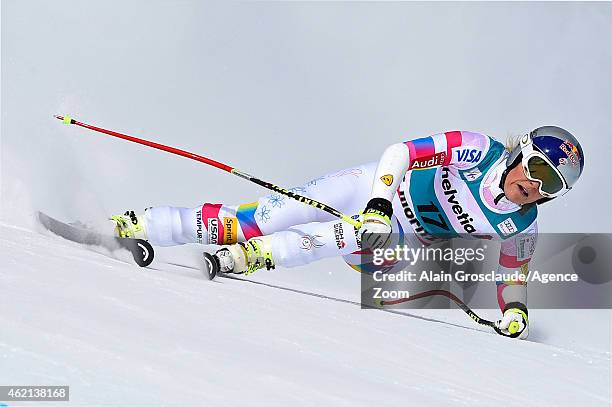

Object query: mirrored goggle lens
[526,156,564,195]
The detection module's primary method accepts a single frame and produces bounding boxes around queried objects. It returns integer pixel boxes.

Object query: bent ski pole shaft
[54,115,361,228]
[381,289,496,329]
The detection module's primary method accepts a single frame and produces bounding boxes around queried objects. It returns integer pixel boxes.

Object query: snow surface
[0,221,610,406]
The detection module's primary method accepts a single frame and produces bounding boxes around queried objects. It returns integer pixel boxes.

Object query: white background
[2,1,611,232]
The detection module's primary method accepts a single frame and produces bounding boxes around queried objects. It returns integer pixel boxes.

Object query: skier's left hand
[358,198,393,250]
[494,303,529,339]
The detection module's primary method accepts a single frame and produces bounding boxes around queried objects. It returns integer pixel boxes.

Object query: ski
[200,251,496,333]
[37,211,154,267]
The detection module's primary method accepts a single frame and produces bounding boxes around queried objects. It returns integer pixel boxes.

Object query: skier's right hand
[358,198,393,250]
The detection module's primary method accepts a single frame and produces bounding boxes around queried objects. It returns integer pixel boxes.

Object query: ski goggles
[519,134,569,198]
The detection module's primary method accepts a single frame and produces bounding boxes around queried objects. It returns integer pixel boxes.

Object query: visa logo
[455,149,482,163]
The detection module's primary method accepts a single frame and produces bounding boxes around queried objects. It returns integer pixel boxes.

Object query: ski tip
[202,252,218,280]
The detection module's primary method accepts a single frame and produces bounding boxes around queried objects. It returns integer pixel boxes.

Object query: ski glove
[494,302,529,339]
[358,198,393,250]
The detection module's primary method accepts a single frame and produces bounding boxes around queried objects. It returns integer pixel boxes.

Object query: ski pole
[54,115,361,229]
[380,289,497,330]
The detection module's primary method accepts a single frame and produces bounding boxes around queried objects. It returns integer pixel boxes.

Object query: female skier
[112,126,584,339]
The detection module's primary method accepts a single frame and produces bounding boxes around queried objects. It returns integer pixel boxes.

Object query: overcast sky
[2,1,611,232]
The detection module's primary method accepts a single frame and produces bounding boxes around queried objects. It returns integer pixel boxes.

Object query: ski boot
[110,210,148,240]
[203,236,275,279]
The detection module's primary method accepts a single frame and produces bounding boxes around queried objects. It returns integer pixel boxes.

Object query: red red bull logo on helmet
[560,140,580,167]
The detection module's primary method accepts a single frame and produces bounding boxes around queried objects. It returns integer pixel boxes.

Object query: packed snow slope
[0,220,610,406]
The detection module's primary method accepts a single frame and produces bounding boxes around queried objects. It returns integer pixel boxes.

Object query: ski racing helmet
[506,126,584,199]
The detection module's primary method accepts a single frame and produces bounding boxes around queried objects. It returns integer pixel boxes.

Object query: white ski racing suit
[144,131,537,312]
